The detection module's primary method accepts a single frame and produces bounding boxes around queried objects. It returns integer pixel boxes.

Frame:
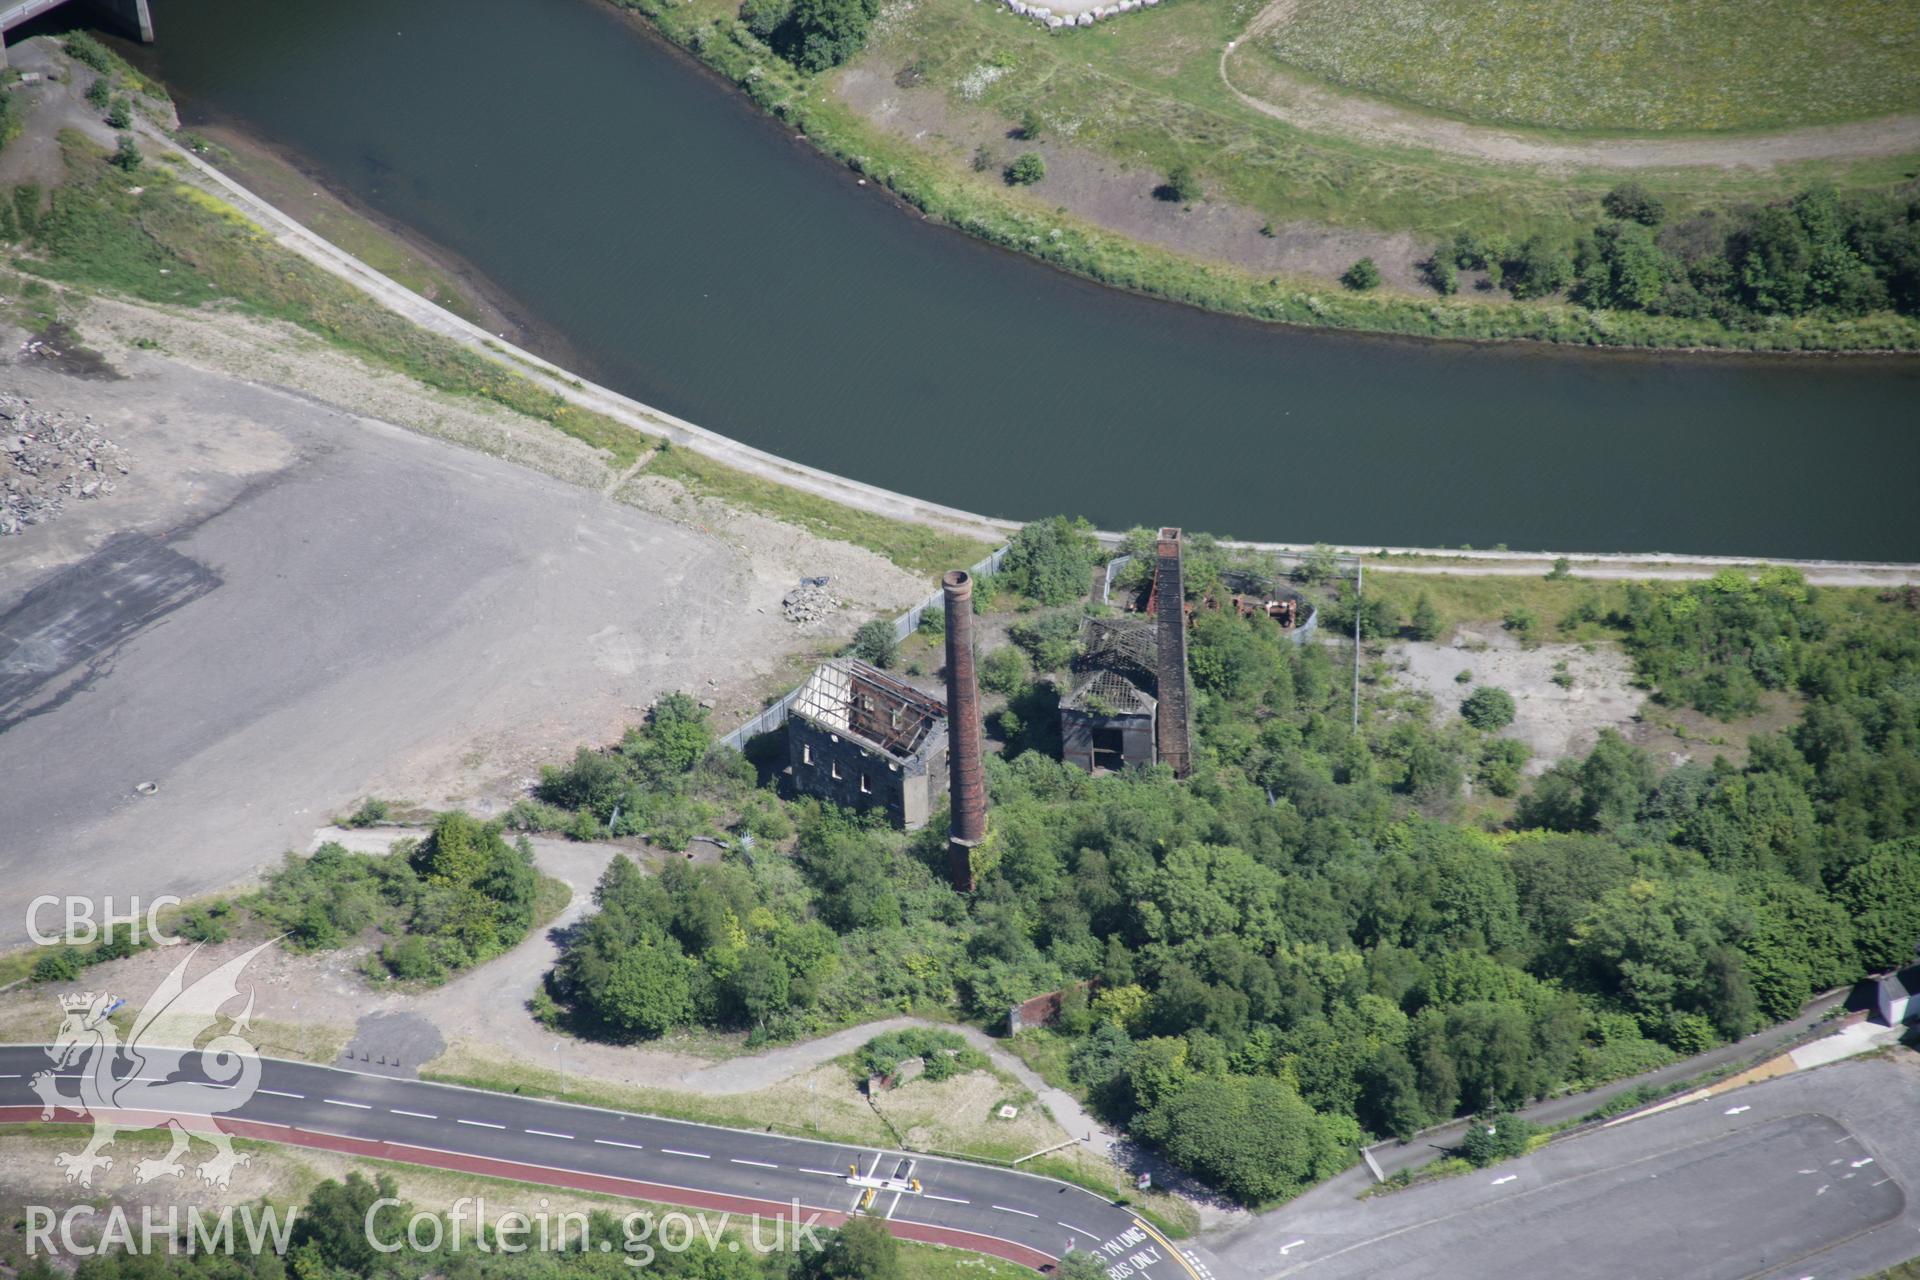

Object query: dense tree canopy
[537,547,1920,1204]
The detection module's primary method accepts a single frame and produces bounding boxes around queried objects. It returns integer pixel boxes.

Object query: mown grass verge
[645,442,994,577]
[599,0,1920,352]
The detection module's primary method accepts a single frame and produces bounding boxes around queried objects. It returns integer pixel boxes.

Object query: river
[103,0,1920,558]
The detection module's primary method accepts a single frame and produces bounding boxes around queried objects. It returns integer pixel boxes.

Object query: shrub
[980,645,1029,694]
[1460,1113,1537,1167]
[1461,685,1517,731]
[1408,594,1441,641]
[63,32,112,71]
[1005,153,1046,186]
[1018,108,1044,141]
[381,935,443,981]
[1000,516,1101,605]
[175,902,232,944]
[1010,611,1080,671]
[106,98,132,130]
[85,76,112,109]
[1503,607,1537,638]
[740,0,792,41]
[1602,182,1666,226]
[110,138,142,172]
[1341,258,1381,291]
[1424,251,1458,295]
[342,797,391,828]
[851,618,900,668]
[917,605,945,640]
[1158,165,1202,204]
[971,144,998,173]
[33,948,83,984]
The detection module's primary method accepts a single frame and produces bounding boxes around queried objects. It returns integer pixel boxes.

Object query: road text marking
[1490,1174,1518,1186]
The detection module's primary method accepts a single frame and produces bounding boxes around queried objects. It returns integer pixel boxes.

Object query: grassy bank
[645,444,993,577]
[10,131,654,466]
[596,0,1920,352]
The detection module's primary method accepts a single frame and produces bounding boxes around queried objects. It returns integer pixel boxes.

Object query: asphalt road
[1206,1051,1920,1280]
[0,1045,1227,1280]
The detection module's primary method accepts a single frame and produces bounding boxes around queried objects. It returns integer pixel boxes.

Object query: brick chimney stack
[1154,528,1193,778]
[943,570,985,891]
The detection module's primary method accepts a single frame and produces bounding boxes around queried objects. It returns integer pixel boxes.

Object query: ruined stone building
[787,659,948,829]
[1062,528,1195,777]
[1060,616,1160,773]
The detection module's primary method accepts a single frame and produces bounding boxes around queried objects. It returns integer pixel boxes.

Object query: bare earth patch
[1384,623,1638,773]
[835,66,1428,289]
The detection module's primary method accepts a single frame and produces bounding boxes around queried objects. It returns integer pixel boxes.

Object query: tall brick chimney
[943,570,985,892]
[1154,528,1193,778]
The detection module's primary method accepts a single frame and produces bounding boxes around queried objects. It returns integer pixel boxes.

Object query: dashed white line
[391,1109,437,1120]
[923,1193,969,1205]
[1851,1157,1875,1168]
[457,1119,507,1130]
[1873,1177,1893,1187]
[258,1089,305,1100]
[526,1129,575,1140]
[731,1158,779,1169]
[1490,1174,1518,1186]
[993,1205,1039,1218]
[594,1138,646,1150]
[663,1149,710,1159]
[800,1168,842,1177]
[1058,1221,1098,1236]
[324,1099,373,1110]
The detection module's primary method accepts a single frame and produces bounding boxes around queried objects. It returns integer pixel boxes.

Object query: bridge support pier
[85,0,153,43]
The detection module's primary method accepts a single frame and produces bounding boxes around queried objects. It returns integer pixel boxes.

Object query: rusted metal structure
[942,570,985,892]
[1153,528,1193,778]
[788,659,947,829]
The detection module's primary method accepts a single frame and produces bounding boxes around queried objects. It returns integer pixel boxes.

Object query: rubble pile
[0,394,131,536]
[782,581,835,625]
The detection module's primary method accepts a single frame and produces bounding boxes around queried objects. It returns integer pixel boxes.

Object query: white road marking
[993,1205,1039,1218]
[526,1129,575,1140]
[1798,1168,1817,1174]
[1724,1106,1750,1115]
[1279,1241,1306,1257]
[884,1191,903,1220]
[1816,1185,1830,1196]
[732,1158,779,1169]
[594,1138,646,1150]
[663,1149,710,1159]
[1873,1177,1892,1187]
[924,1193,969,1204]
[0,1074,18,1079]
[1058,1221,1098,1237]
[391,1109,437,1120]
[457,1119,507,1130]
[324,1099,373,1110]
[258,1089,305,1099]
[866,1152,884,1179]
[1835,1136,1855,1144]
[800,1168,842,1177]
[1851,1157,1875,1168]
[1490,1175,1518,1186]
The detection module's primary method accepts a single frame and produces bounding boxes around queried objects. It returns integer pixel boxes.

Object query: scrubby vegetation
[256,812,546,983]
[527,519,1920,1205]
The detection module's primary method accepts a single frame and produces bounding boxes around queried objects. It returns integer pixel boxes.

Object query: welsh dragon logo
[32,941,272,1188]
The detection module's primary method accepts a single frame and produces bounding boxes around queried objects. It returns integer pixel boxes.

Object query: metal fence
[718,544,1011,753]
[1098,554,1319,644]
